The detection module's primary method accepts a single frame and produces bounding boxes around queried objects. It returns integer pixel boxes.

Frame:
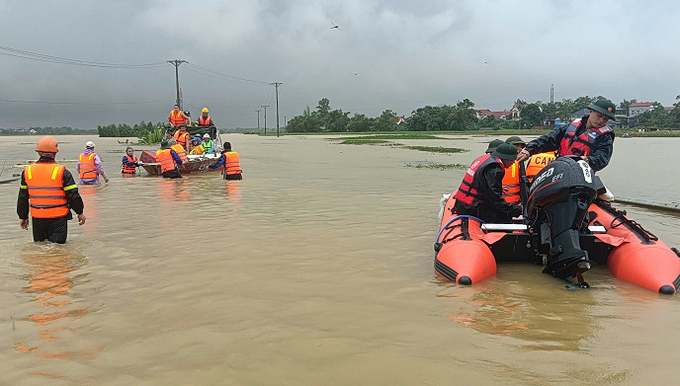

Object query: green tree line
[97,121,166,137]
[0,126,94,135]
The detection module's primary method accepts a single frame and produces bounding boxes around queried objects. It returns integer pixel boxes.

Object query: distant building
[476,109,514,121]
[396,116,406,125]
[628,102,655,117]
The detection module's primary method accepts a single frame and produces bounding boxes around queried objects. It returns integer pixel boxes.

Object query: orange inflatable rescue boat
[435,156,680,294]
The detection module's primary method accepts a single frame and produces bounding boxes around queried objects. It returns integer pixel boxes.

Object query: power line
[184,63,269,84]
[0,44,166,68]
[0,98,172,106]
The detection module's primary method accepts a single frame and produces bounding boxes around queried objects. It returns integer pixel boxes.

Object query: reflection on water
[14,244,97,381]
[0,135,679,384]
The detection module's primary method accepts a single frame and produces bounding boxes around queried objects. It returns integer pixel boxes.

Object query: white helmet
[85,141,96,148]
[203,133,210,139]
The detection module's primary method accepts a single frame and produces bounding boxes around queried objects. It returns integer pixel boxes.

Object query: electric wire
[184,63,269,85]
[0,44,166,68]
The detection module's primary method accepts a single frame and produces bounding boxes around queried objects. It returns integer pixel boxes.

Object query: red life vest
[223,151,242,175]
[78,153,98,180]
[173,130,189,148]
[156,149,176,173]
[526,152,556,183]
[24,163,70,218]
[559,119,613,157]
[455,154,504,205]
[170,110,186,126]
[198,116,212,126]
[171,143,188,162]
[501,161,520,203]
[122,154,137,174]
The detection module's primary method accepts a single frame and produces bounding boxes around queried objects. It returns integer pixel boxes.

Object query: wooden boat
[139,151,221,175]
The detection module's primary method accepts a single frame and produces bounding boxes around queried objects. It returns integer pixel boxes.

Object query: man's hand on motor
[517,149,531,163]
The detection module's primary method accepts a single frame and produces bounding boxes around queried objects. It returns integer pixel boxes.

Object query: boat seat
[481,224,607,233]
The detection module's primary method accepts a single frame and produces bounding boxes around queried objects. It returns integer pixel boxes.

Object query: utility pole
[167,59,187,108]
[256,109,261,132]
[270,82,283,137]
[261,105,269,135]
[284,116,287,129]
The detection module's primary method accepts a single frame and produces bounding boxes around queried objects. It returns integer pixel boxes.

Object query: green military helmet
[588,99,616,120]
[491,143,518,160]
[485,139,505,154]
[505,136,526,146]
[160,140,171,149]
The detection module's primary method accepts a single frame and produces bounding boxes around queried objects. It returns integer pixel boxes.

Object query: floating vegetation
[405,162,467,170]
[337,138,391,145]
[338,134,443,140]
[402,146,469,153]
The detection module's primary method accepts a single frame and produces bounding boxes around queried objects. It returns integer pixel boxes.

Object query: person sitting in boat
[121,146,138,175]
[189,137,204,155]
[209,142,242,180]
[173,125,190,151]
[167,104,190,128]
[77,141,109,185]
[196,107,214,127]
[500,136,526,205]
[156,140,183,179]
[201,133,215,154]
[453,143,522,223]
[517,99,616,172]
[485,139,504,154]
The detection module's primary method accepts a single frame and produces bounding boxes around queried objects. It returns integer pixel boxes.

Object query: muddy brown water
[0,135,678,385]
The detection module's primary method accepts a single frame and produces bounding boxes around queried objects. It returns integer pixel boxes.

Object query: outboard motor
[527,156,605,281]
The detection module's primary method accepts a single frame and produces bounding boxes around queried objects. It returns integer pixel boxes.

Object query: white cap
[203,133,210,138]
[85,141,96,148]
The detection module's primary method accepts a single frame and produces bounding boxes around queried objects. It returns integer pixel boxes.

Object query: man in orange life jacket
[121,146,139,175]
[196,107,214,127]
[453,143,523,223]
[517,99,616,172]
[167,104,190,128]
[501,136,526,204]
[156,140,184,179]
[17,136,86,244]
[209,142,242,180]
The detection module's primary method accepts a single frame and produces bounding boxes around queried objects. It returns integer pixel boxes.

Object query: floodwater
[0,134,678,385]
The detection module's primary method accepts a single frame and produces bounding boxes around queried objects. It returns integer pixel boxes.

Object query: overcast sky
[0,0,679,129]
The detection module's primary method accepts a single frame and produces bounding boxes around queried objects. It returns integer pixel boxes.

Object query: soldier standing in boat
[517,99,616,172]
[18,136,86,244]
[196,107,214,127]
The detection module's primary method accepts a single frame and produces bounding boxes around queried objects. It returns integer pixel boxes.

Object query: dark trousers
[32,217,68,244]
[224,173,242,180]
[162,169,182,179]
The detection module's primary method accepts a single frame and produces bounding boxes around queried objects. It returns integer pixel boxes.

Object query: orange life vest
[156,149,176,173]
[24,163,70,218]
[198,116,212,126]
[173,130,189,148]
[171,143,188,162]
[78,153,98,180]
[526,152,556,183]
[501,161,520,203]
[455,154,504,206]
[559,119,613,157]
[224,151,242,175]
[170,110,186,126]
[122,154,137,174]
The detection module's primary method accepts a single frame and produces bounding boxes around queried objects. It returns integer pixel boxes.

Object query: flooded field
[0,134,678,385]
